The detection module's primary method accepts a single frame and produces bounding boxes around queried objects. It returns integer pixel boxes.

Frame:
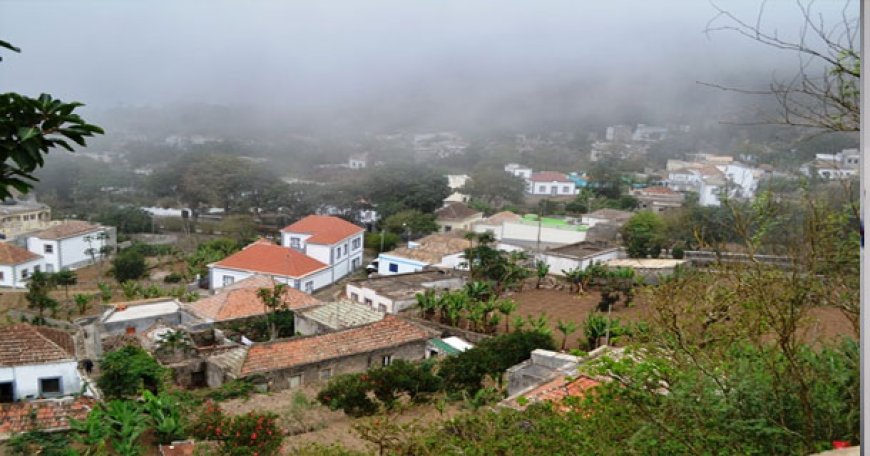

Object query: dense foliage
[620,210,666,258]
[191,401,283,456]
[111,248,147,282]
[97,345,167,399]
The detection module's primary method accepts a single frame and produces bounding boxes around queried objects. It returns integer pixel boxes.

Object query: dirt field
[220,387,460,454]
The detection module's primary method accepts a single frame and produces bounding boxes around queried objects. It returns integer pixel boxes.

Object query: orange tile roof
[188,275,321,321]
[0,324,76,366]
[213,241,328,278]
[0,243,40,265]
[0,397,96,436]
[530,171,571,183]
[31,221,104,240]
[508,375,600,410]
[637,186,678,196]
[241,315,431,375]
[280,215,364,245]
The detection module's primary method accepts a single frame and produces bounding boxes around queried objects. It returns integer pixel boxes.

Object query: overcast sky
[0,0,857,130]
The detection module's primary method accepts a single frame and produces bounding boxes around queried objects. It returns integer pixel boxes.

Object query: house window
[538,185,546,193]
[289,375,302,389]
[39,377,62,397]
[0,271,4,281]
[444,225,452,232]
[34,265,40,274]
[0,382,12,403]
[352,238,361,250]
[378,304,388,313]
[290,237,300,248]
[21,269,28,279]
[364,298,373,306]
[388,263,398,273]
[343,245,348,255]
[304,281,314,293]
[351,293,359,301]
[43,244,53,254]
[562,186,570,193]
[335,249,341,260]
[319,369,332,381]
[222,276,234,287]
[382,355,392,366]
[352,258,360,269]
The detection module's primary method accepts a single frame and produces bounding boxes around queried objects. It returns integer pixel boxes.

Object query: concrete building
[26,221,115,273]
[209,239,331,292]
[346,269,467,314]
[239,316,433,391]
[295,301,385,336]
[504,163,533,180]
[0,324,82,402]
[377,233,471,276]
[800,149,860,180]
[536,242,623,276]
[280,215,365,284]
[434,202,484,233]
[0,197,52,241]
[527,172,578,196]
[0,243,44,288]
[630,187,685,213]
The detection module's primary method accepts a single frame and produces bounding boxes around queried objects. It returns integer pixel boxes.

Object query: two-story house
[280,215,365,284]
[26,221,116,273]
[0,324,82,402]
[209,239,331,292]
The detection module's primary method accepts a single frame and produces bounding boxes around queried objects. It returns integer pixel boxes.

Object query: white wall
[500,222,587,245]
[437,252,467,270]
[209,266,332,293]
[27,238,59,272]
[718,164,758,199]
[209,267,255,290]
[280,232,311,251]
[59,232,108,269]
[0,256,45,288]
[0,361,81,400]
[377,254,427,275]
[304,243,332,266]
[345,283,397,313]
[528,182,577,196]
[536,250,622,276]
[699,182,721,207]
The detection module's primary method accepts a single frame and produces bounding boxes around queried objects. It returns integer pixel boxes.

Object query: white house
[26,221,115,273]
[0,243,44,288]
[535,242,623,276]
[716,162,763,199]
[0,324,82,402]
[527,172,578,196]
[209,239,332,292]
[346,269,466,314]
[377,233,471,276]
[800,149,860,180]
[348,153,368,169]
[504,163,533,180]
[699,176,726,207]
[280,215,365,283]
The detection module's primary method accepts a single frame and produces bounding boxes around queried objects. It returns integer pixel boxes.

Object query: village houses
[435,202,484,233]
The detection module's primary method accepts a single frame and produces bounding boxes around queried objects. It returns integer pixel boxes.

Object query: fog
[0,0,857,133]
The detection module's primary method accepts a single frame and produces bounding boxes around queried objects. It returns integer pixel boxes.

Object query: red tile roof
[0,324,76,366]
[31,221,104,240]
[507,375,601,411]
[241,315,431,375]
[213,241,328,278]
[280,215,363,245]
[188,275,321,321]
[0,397,95,436]
[0,243,40,265]
[529,171,571,183]
[636,186,678,196]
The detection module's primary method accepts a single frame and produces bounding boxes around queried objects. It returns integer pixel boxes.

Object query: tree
[217,214,259,244]
[52,269,77,302]
[73,293,91,315]
[97,345,167,399]
[365,163,449,218]
[257,283,288,341]
[620,211,666,258]
[463,167,527,208]
[25,271,57,324]
[96,206,153,234]
[0,40,104,199]
[112,249,147,283]
[382,210,437,237]
[704,2,859,132]
[534,260,549,289]
[83,231,110,266]
[556,319,578,351]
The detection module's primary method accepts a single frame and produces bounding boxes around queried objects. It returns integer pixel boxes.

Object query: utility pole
[860,0,868,445]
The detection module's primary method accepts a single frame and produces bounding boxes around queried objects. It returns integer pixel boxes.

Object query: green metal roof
[428,338,461,355]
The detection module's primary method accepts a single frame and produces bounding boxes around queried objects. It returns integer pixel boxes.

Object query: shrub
[191,402,282,456]
[112,249,147,282]
[317,373,379,417]
[164,272,184,283]
[98,345,168,399]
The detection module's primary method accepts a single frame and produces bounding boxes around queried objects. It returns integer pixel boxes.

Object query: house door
[551,186,557,196]
[0,382,13,402]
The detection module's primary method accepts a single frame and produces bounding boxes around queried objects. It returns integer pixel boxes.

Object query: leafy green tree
[96,206,153,234]
[112,249,147,283]
[25,271,57,324]
[382,209,437,236]
[364,163,449,218]
[217,214,259,244]
[97,345,167,400]
[364,231,399,252]
[0,40,104,199]
[73,293,91,315]
[556,319,579,351]
[621,211,666,258]
[463,232,529,295]
[463,167,527,208]
[52,269,76,302]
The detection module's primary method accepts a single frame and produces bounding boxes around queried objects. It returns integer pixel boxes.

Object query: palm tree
[556,319,579,351]
[534,260,549,288]
[121,281,140,300]
[464,281,492,303]
[97,282,113,304]
[496,299,518,332]
[583,313,609,350]
[415,290,438,320]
